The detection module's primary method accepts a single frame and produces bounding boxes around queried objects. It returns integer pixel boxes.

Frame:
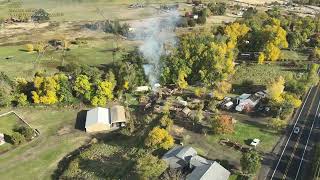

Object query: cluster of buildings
[220,91,267,112]
[162,146,230,180]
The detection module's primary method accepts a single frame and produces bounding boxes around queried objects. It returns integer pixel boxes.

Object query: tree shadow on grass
[75,110,87,131]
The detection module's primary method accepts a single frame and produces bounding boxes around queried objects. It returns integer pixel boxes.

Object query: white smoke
[132,10,180,87]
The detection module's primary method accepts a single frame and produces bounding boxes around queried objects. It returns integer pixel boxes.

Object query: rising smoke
[132,10,180,87]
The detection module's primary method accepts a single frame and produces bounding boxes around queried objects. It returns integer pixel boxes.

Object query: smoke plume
[132,10,180,87]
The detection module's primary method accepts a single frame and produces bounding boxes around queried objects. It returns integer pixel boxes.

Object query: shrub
[267,118,287,131]
[14,126,35,140]
[31,9,50,22]
[211,115,234,134]
[160,115,173,131]
[188,18,196,27]
[16,93,28,106]
[10,132,26,145]
[25,44,34,52]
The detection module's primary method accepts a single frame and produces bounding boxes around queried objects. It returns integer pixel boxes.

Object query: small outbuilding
[0,133,5,146]
[85,107,110,133]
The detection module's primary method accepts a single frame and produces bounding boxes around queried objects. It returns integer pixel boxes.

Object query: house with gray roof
[162,146,197,169]
[186,161,231,180]
[162,146,230,180]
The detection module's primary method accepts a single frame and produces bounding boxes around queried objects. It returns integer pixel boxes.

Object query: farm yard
[0,0,319,179]
[0,107,90,180]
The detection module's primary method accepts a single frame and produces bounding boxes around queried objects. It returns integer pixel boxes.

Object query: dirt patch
[57,126,72,136]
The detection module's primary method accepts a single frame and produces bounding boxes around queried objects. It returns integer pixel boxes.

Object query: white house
[235,93,261,112]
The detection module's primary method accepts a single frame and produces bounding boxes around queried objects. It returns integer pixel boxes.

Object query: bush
[208,2,227,15]
[10,132,26,145]
[14,126,34,140]
[31,9,50,22]
[16,93,28,106]
[267,118,287,131]
[25,44,34,52]
[188,18,196,27]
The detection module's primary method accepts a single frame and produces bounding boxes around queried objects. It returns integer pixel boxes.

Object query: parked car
[294,127,300,134]
[250,138,260,147]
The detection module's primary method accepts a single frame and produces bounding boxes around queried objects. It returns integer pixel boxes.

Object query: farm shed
[85,107,110,133]
[85,105,127,133]
[0,133,5,145]
[110,105,126,128]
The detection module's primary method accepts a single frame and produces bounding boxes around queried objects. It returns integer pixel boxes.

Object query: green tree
[16,93,28,106]
[240,151,261,175]
[135,154,168,179]
[31,9,50,22]
[160,114,173,131]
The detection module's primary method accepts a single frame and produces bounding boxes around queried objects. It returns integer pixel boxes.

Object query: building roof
[190,155,212,167]
[186,162,230,180]
[162,146,197,169]
[85,107,110,127]
[0,133,5,145]
[237,93,251,100]
[110,105,126,124]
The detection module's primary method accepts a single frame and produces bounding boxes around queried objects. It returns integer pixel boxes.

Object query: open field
[0,37,135,78]
[0,0,187,21]
[0,107,90,180]
[232,63,299,86]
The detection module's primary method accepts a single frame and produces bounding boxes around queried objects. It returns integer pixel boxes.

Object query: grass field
[0,37,135,78]
[281,50,309,61]
[0,107,90,180]
[0,0,187,21]
[232,63,298,86]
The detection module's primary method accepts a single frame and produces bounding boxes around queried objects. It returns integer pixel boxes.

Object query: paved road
[269,84,320,180]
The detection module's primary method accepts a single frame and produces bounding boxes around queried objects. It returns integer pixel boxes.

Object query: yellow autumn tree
[263,18,288,61]
[224,22,250,48]
[267,76,285,103]
[91,80,115,106]
[31,75,59,105]
[213,81,232,100]
[145,126,174,150]
[258,52,265,64]
[177,70,188,89]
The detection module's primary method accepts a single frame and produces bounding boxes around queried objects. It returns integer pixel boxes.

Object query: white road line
[270,88,313,179]
[294,96,320,180]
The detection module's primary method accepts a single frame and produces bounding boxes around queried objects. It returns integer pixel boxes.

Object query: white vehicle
[294,127,300,134]
[250,138,260,147]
